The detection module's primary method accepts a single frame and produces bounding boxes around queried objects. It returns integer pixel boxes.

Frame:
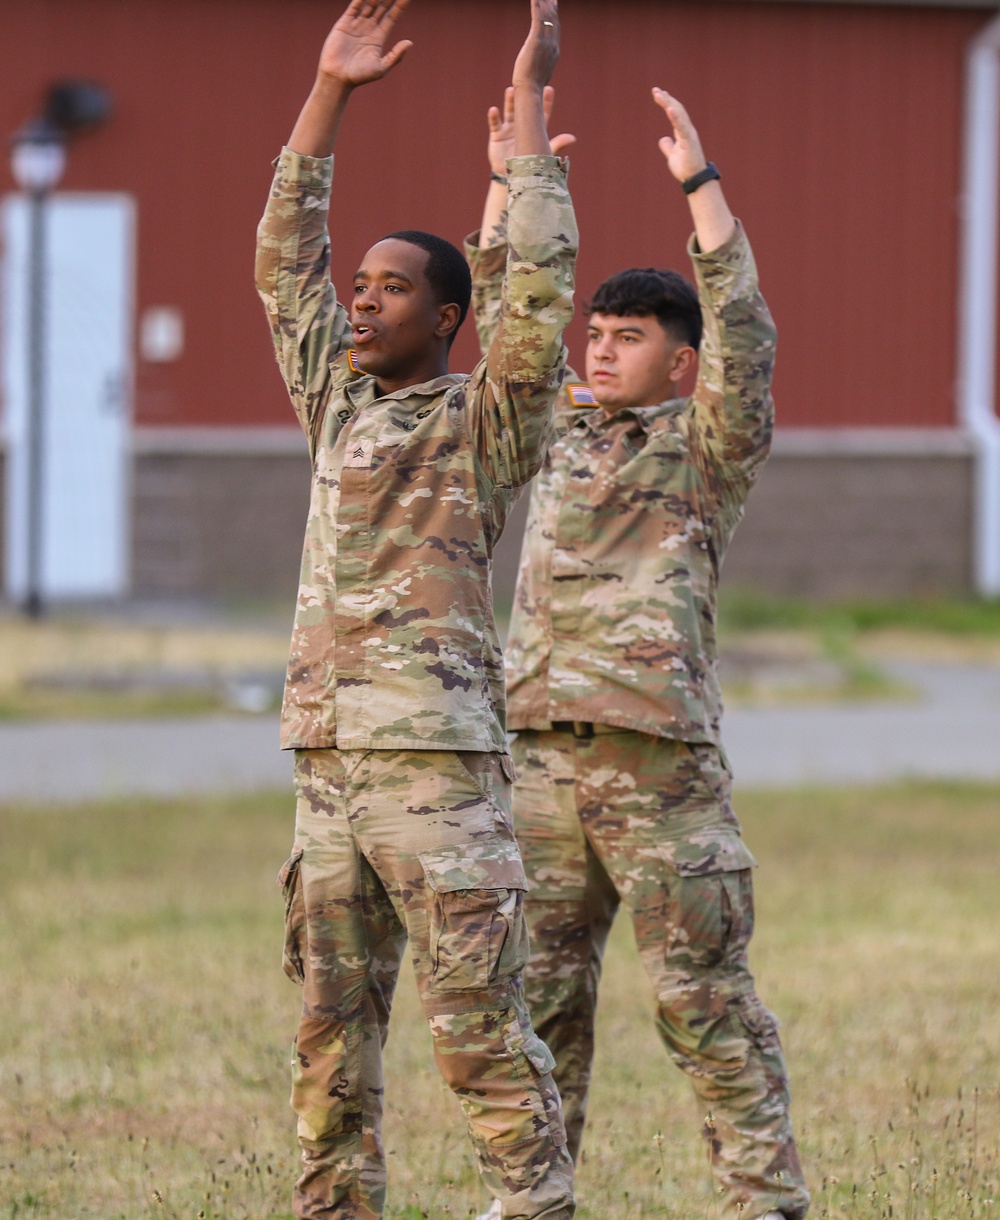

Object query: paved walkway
[725,661,1000,786]
[1,662,998,805]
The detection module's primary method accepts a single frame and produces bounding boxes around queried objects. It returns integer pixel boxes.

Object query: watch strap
[681,161,721,195]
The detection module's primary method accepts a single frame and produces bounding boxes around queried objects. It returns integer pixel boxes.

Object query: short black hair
[381,229,472,346]
[587,268,702,351]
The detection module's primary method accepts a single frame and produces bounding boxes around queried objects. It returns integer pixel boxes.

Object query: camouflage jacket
[466,222,774,744]
[256,149,577,751]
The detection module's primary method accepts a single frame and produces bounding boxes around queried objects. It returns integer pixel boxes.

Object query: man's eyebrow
[353,268,415,285]
[588,321,648,335]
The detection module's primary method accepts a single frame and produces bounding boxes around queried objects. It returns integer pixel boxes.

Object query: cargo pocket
[673,831,756,968]
[631,830,758,978]
[663,827,757,877]
[277,847,305,986]
[419,839,529,992]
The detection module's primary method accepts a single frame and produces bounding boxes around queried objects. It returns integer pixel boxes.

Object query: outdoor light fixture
[10,81,112,192]
[10,119,66,195]
[8,79,113,617]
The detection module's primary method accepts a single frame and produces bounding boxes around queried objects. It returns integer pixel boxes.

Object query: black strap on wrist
[681,161,721,195]
[490,171,508,186]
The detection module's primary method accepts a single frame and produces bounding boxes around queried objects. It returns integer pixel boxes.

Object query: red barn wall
[0,0,990,434]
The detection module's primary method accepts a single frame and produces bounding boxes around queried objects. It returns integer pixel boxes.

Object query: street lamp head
[44,80,114,133]
[9,79,112,194]
[10,117,66,194]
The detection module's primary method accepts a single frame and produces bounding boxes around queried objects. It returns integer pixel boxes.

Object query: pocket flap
[521,1032,557,1076]
[277,846,303,889]
[419,839,528,893]
[663,828,757,877]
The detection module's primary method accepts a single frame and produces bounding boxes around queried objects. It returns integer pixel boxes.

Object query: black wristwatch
[681,162,721,195]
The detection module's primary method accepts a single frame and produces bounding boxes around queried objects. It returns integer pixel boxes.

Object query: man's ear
[436,303,462,341]
[669,344,697,384]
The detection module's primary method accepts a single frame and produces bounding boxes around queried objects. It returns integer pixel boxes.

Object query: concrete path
[1,662,998,804]
[725,661,1000,786]
[0,714,292,804]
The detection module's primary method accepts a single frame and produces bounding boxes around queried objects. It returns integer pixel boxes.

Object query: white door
[2,192,134,601]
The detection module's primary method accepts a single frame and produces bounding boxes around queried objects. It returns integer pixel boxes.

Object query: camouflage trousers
[279,747,575,1220]
[511,728,809,1220]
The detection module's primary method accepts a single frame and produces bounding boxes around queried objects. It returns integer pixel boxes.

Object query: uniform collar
[345,371,465,410]
[564,396,687,437]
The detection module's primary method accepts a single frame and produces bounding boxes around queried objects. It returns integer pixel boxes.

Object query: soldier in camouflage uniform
[468,87,809,1219]
[254,2,579,1216]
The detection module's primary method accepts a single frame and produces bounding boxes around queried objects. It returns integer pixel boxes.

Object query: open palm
[318,0,413,86]
[487,85,575,175]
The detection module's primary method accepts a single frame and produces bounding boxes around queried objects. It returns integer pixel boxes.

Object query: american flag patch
[567,382,597,407]
[348,349,362,373]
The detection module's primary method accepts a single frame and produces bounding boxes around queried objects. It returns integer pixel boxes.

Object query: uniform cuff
[272,146,335,194]
[505,153,569,194]
[688,218,747,267]
[465,231,508,280]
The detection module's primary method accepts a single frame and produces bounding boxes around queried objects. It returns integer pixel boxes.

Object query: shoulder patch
[347,349,363,374]
[566,382,597,407]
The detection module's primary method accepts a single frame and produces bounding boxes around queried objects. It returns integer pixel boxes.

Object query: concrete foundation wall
[129,431,311,600]
[130,430,978,603]
[0,431,978,605]
[724,448,975,598]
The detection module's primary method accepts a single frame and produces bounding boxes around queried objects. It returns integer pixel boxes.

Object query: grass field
[4,592,1000,721]
[1,782,998,1219]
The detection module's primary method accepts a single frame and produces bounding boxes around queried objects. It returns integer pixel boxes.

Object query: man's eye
[353,284,365,294]
[385,284,403,293]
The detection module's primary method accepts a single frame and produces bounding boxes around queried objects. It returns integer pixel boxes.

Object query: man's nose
[357,293,378,312]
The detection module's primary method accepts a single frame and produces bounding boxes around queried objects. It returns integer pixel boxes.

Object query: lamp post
[8,82,111,617]
[10,118,66,618]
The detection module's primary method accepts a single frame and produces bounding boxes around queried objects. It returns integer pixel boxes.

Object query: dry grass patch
[0,613,290,719]
[1,783,997,1218]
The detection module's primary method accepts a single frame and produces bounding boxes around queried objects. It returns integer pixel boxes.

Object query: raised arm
[470,0,578,488]
[480,86,575,250]
[653,89,775,508]
[468,86,575,360]
[652,87,735,255]
[289,0,413,156]
[255,0,412,450]
[511,0,560,156]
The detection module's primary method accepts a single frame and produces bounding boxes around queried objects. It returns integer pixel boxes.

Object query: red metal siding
[0,1,990,429]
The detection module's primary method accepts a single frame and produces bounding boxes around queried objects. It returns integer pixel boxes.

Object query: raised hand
[317,0,413,88]
[652,86,734,252]
[651,87,707,183]
[487,85,575,174]
[288,0,413,155]
[512,0,560,94]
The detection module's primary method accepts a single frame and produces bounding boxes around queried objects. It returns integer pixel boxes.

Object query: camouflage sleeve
[464,233,508,359]
[466,154,578,489]
[688,221,777,507]
[255,148,353,457]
